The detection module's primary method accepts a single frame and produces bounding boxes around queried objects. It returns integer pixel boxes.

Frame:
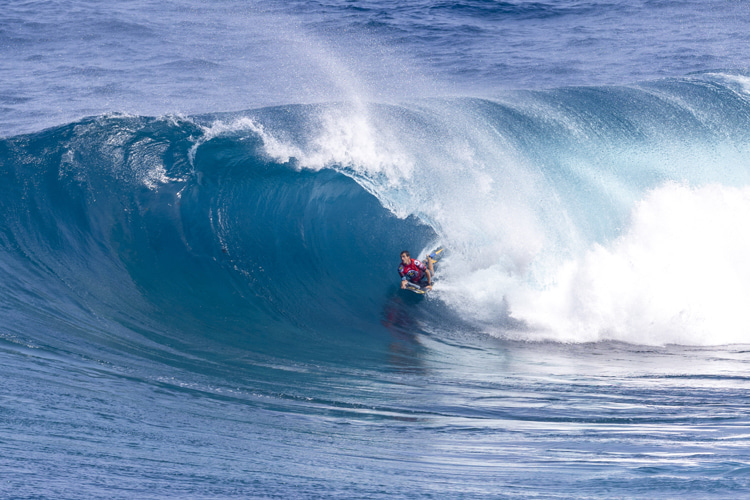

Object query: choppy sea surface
[2,1,750,498]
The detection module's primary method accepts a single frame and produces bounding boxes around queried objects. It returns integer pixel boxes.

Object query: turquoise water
[3,1,750,498]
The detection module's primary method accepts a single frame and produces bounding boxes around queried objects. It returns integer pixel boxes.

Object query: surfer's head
[400,251,411,265]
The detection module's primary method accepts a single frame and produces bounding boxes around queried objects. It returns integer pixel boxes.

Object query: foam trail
[506,183,750,345]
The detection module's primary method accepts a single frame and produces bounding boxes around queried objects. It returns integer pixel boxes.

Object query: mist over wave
[216,72,750,346]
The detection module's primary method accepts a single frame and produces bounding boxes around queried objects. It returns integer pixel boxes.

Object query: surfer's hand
[426,284,432,290]
[401,281,406,289]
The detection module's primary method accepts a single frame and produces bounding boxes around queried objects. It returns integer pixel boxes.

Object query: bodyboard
[403,282,427,294]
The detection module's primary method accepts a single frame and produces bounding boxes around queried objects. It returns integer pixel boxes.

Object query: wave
[0,113,445,371]
[2,72,750,362]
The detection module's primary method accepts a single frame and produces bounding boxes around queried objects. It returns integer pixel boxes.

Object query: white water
[458,183,750,345]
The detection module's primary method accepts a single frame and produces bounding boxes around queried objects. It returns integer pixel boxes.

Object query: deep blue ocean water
[3,1,750,498]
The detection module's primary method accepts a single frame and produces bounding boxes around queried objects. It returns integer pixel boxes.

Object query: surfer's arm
[425,269,433,289]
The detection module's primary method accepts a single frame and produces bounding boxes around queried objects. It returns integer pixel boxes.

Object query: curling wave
[3,72,750,360]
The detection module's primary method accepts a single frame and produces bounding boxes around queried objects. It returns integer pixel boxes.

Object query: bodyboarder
[398,250,435,291]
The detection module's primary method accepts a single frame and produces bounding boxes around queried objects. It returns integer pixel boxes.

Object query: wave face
[0,113,441,370]
[3,73,750,359]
